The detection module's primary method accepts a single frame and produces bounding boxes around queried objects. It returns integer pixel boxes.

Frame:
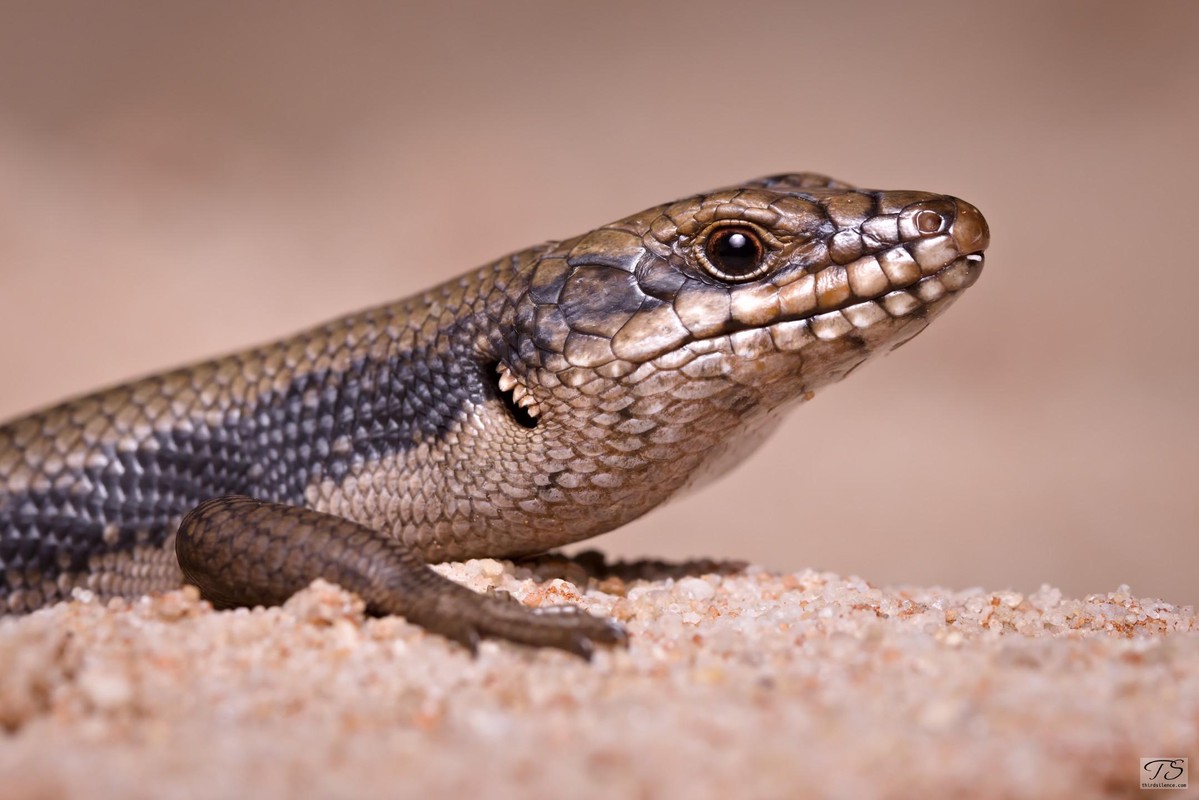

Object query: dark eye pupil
[707,228,763,276]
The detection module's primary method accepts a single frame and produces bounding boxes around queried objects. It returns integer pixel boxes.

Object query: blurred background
[1,1,1195,603]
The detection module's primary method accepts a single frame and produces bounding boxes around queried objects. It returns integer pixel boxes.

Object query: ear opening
[490,361,539,429]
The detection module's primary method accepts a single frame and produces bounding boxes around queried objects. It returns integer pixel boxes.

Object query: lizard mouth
[708,250,986,346]
[645,250,988,376]
[779,251,985,345]
[867,251,985,316]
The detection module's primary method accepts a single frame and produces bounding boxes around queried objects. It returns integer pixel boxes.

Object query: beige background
[0,2,1195,603]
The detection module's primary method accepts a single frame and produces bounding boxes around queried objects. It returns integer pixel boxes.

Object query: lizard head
[497,172,987,425]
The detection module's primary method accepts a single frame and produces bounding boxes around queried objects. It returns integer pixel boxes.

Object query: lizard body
[0,173,988,655]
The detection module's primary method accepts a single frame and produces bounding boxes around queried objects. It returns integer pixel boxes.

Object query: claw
[567,633,596,662]
[467,627,481,656]
[602,619,630,648]
[451,625,481,657]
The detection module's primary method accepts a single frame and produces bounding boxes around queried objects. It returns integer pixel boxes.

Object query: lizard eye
[698,224,771,281]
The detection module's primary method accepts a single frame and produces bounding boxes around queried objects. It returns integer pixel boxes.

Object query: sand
[0,555,1195,800]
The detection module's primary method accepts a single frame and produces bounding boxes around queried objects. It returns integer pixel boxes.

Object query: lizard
[0,173,988,657]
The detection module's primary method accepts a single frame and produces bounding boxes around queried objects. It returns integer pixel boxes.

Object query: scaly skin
[0,173,988,655]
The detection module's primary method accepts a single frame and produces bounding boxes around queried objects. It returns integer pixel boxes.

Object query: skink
[0,173,989,656]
